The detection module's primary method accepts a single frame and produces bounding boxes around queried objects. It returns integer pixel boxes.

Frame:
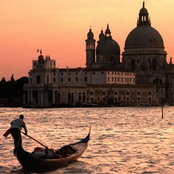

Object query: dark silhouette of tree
[10,74,15,82]
[0,76,29,106]
[1,77,6,83]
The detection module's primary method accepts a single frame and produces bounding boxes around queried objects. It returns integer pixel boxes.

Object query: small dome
[140,1,148,13]
[97,37,120,55]
[125,25,164,49]
[140,7,148,14]
[105,24,111,37]
[87,28,94,39]
[38,55,44,63]
[99,29,105,40]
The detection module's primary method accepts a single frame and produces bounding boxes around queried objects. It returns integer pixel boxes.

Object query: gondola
[14,127,91,173]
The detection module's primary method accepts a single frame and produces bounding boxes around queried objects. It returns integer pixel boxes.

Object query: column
[41,90,43,106]
[27,91,30,104]
[52,90,55,105]
[30,90,33,104]
[38,91,41,105]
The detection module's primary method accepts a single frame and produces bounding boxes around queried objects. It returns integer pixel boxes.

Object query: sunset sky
[1,0,174,80]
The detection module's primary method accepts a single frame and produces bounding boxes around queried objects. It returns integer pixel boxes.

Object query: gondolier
[10,115,27,154]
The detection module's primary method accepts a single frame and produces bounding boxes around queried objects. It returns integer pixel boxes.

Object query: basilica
[23,2,174,107]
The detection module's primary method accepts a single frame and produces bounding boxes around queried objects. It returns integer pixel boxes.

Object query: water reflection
[1,107,174,173]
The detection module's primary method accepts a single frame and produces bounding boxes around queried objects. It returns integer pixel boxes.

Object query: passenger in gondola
[10,115,27,155]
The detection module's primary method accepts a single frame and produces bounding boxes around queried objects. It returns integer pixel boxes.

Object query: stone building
[24,2,172,107]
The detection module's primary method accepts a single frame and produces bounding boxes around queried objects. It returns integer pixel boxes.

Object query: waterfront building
[24,2,172,107]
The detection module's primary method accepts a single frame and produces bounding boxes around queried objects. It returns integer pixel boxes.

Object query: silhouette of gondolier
[10,115,27,155]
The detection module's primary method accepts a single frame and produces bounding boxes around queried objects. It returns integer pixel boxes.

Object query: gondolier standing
[10,115,27,154]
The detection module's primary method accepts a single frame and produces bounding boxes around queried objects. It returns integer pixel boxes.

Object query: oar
[21,131,48,149]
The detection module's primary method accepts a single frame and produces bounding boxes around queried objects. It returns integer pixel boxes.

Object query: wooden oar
[21,131,48,149]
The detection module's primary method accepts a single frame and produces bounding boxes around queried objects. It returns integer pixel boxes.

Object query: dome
[97,37,120,55]
[99,29,104,40]
[140,1,148,14]
[87,28,94,39]
[125,25,164,49]
[140,7,148,14]
[38,55,44,64]
[96,24,120,55]
[125,2,164,49]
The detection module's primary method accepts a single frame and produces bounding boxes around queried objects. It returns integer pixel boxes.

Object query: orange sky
[1,0,174,80]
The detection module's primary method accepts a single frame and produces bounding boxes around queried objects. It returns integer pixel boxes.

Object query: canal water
[1,107,174,174]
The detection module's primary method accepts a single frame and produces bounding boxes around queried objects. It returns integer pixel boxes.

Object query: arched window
[90,91,94,95]
[152,59,157,71]
[102,91,106,96]
[126,91,130,96]
[137,91,141,96]
[84,77,87,82]
[114,91,118,96]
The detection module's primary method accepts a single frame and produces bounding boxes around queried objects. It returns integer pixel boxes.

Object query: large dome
[125,2,164,50]
[125,26,164,49]
[97,38,120,55]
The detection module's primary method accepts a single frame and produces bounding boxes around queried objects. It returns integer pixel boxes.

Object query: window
[79,92,81,101]
[37,76,40,83]
[90,91,94,95]
[102,91,106,96]
[68,78,71,82]
[76,78,78,82]
[137,97,141,103]
[61,73,63,76]
[53,78,56,83]
[84,77,87,82]
[61,78,63,82]
[101,72,104,74]
[93,72,95,75]
[137,91,141,95]
[126,91,130,95]
[114,91,118,95]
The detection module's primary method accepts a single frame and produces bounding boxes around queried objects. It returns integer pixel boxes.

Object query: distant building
[24,2,171,107]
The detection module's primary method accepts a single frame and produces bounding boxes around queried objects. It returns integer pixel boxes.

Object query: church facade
[23,2,173,107]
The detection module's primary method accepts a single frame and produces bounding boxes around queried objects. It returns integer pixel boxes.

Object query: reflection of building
[24,2,173,107]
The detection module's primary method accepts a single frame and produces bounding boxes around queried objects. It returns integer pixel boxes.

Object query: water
[1,107,174,174]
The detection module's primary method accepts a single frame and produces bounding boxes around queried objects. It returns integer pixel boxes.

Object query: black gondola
[14,128,90,173]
